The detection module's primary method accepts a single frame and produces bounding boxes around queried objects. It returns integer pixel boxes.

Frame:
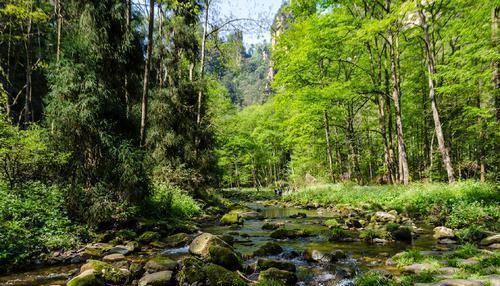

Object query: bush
[147,183,201,219]
[456,225,488,243]
[447,201,492,229]
[0,182,85,271]
[360,228,387,242]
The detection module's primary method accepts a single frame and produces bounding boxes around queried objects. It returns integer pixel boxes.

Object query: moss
[67,270,104,286]
[257,259,296,272]
[115,229,137,240]
[80,260,129,283]
[220,213,244,226]
[137,231,161,244]
[270,229,310,239]
[354,271,391,286]
[203,264,246,286]
[258,267,297,286]
[177,257,206,285]
[145,256,178,272]
[253,242,283,256]
[324,219,340,228]
[208,245,242,271]
[164,233,189,247]
[328,227,352,242]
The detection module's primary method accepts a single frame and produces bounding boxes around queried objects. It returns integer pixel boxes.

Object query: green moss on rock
[203,264,246,286]
[258,267,297,286]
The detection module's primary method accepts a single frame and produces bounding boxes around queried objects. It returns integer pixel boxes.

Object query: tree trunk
[140,0,155,146]
[124,0,131,118]
[376,94,394,184]
[493,7,499,120]
[417,7,455,183]
[24,1,33,124]
[196,0,209,125]
[388,31,409,185]
[324,110,335,182]
[56,0,62,62]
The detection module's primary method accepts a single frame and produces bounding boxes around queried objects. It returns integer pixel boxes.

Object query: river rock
[220,212,244,226]
[108,245,129,255]
[480,234,500,246]
[164,233,190,248]
[177,257,206,285]
[402,263,435,274]
[253,242,283,256]
[138,271,173,286]
[207,245,242,271]
[262,222,281,230]
[82,243,112,259]
[80,260,129,284]
[289,212,307,219]
[433,227,455,240]
[259,267,297,286]
[435,279,484,286]
[67,270,104,286]
[439,238,458,245]
[189,233,232,257]
[144,256,177,273]
[303,249,346,263]
[270,229,310,239]
[257,258,296,272]
[371,211,397,223]
[102,253,126,263]
[137,231,161,244]
[204,264,246,286]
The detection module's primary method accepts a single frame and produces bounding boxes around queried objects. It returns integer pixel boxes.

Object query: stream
[0,201,438,286]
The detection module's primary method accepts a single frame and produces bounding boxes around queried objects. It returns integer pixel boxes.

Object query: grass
[282,181,499,229]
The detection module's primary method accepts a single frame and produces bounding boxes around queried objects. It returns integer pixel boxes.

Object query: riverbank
[0,183,498,286]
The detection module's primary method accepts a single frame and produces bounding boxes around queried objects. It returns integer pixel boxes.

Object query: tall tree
[140,0,155,146]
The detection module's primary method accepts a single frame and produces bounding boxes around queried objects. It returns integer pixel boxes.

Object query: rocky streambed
[0,202,498,286]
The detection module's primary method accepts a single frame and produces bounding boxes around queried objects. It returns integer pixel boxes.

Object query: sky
[214,0,284,46]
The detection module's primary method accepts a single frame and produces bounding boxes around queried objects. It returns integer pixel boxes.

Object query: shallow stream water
[0,202,437,286]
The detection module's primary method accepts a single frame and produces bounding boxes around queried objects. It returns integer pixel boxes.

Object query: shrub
[447,201,492,229]
[0,182,84,271]
[360,228,387,242]
[148,183,201,219]
[456,225,488,243]
[447,243,479,259]
[393,249,424,266]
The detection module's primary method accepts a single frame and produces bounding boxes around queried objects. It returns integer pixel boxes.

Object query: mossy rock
[80,260,129,284]
[189,233,232,257]
[67,270,104,286]
[270,229,310,239]
[144,256,178,273]
[164,233,190,248]
[257,258,296,272]
[83,244,112,259]
[328,227,353,242]
[391,227,413,242]
[253,242,283,257]
[138,270,173,286]
[137,231,161,244]
[258,267,297,286]
[324,219,341,229]
[177,257,206,285]
[203,264,246,286]
[262,223,281,230]
[220,213,244,226]
[208,245,242,271]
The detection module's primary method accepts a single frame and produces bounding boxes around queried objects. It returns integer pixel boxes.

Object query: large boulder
[82,243,112,259]
[253,242,283,257]
[138,271,173,286]
[258,267,297,286]
[434,227,455,240]
[189,233,231,257]
[257,258,296,272]
[67,270,104,286]
[102,253,126,263]
[207,245,242,271]
[177,257,206,285]
[144,256,177,273]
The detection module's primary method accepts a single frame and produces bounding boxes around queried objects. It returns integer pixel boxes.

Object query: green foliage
[146,183,202,219]
[360,228,387,242]
[355,271,391,286]
[282,182,499,231]
[0,117,68,187]
[455,225,488,243]
[0,182,85,271]
[392,249,425,266]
